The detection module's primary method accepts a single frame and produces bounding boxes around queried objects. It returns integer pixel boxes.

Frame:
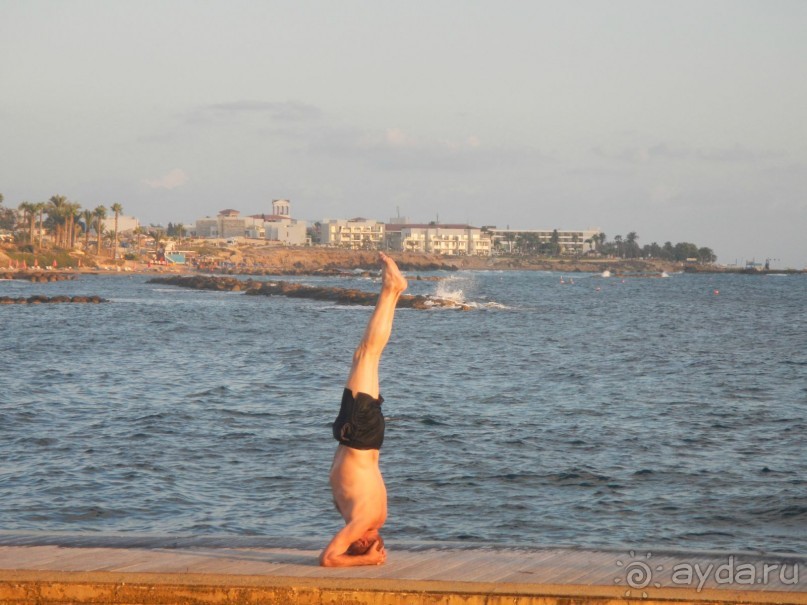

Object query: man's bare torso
[329,444,387,530]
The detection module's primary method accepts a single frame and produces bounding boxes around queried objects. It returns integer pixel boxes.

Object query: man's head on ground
[347,532,383,556]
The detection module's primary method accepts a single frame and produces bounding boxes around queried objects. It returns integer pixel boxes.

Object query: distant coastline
[2,244,803,277]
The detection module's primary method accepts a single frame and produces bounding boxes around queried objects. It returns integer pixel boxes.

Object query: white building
[386,223,491,256]
[488,228,602,255]
[250,200,307,245]
[320,218,385,249]
[195,209,264,240]
[101,214,139,233]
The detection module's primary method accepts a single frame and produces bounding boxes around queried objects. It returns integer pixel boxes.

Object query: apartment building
[319,218,385,249]
[251,200,307,245]
[195,202,305,242]
[488,228,602,255]
[195,209,262,239]
[386,224,491,256]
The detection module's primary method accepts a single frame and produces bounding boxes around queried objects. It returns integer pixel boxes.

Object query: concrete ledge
[0,534,803,605]
[1,570,806,605]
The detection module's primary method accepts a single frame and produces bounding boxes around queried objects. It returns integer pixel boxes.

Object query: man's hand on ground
[347,535,384,556]
[362,539,386,565]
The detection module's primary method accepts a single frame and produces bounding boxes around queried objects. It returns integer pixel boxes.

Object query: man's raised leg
[344,253,408,399]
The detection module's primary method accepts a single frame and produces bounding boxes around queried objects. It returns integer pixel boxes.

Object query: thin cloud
[309,125,539,172]
[143,168,188,190]
[593,142,782,164]
[201,100,322,122]
[697,144,781,162]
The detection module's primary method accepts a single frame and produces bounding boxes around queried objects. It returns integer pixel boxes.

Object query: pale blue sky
[1,0,805,266]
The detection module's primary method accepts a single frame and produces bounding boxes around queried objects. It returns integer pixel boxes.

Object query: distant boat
[661,272,669,278]
[601,270,611,278]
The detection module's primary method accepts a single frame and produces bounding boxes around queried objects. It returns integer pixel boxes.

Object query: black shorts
[332,388,385,450]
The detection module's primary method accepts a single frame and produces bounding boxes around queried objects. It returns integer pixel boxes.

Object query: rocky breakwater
[148,275,472,310]
[0,295,107,305]
[1,272,77,282]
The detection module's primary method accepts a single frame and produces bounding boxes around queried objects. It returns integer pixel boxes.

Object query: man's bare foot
[379,253,408,293]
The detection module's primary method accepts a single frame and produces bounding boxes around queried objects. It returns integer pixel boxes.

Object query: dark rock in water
[0,272,77,282]
[152,275,245,292]
[0,294,108,305]
[148,275,471,310]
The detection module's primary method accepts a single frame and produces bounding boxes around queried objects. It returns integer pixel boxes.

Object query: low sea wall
[0,534,803,605]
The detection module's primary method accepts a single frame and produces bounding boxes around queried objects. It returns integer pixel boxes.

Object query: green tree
[46,195,70,247]
[613,234,623,258]
[71,202,83,248]
[549,229,560,257]
[149,228,166,251]
[0,193,15,230]
[110,202,123,260]
[698,247,716,263]
[307,222,321,245]
[643,242,663,259]
[81,209,94,250]
[94,206,107,256]
[505,231,516,253]
[625,232,639,259]
[673,242,699,261]
[520,232,541,255]
[34,202,47,248]
[18,201,36,243]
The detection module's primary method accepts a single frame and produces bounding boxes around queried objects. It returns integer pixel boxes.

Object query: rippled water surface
[1,271,805,553]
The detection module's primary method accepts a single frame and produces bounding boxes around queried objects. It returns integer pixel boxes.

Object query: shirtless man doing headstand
[319,253,407,567]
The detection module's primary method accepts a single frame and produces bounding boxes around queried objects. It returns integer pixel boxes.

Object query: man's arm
[319,523,386,567]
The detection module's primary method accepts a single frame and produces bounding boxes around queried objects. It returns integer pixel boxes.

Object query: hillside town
[190,199,603,258]
[1,193,726,272]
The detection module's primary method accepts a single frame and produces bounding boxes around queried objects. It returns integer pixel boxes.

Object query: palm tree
[625,232,639,259]
[613,234,623,258]
[67,202,82,248]
[47,195,69,247]
[34,202,46,249]
[94,206,107,257]
[110,203,123,260]
[132,226,145,255]
[149,228,166,250]
[18,202,36,243]
[81,209,94,250]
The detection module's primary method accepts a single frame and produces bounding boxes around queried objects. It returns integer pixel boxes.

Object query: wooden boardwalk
[0,534,804,604]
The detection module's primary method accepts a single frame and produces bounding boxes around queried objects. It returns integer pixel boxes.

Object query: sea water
[0,271,805,553]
